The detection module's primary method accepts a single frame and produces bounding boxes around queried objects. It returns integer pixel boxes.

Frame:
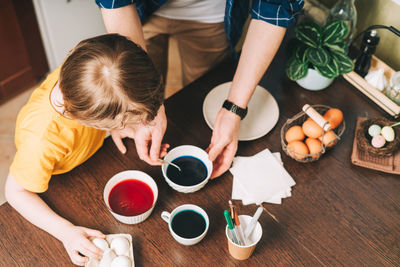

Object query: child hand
[111,105,169,165]
[60,224,105,266]
[135,104,168,163]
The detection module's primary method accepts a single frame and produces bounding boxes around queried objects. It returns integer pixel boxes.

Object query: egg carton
[281,104,346,163]
[86,233,134,267]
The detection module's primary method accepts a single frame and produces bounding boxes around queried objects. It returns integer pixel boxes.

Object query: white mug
[161,204,209,246]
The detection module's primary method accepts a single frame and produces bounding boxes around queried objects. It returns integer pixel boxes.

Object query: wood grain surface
[0,33,399,266]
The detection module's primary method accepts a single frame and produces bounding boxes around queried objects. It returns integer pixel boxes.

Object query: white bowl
[103,170,158,224]
[161,145,212,193]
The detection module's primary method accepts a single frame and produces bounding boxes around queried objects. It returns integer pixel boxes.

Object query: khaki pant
[143,15,231,86]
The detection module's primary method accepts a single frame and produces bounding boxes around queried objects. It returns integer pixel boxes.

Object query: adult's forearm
[5,173,72,242]
[101,4,147,51]
[228,19,286,108]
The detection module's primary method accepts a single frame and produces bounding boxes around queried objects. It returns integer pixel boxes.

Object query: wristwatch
[222,100,248,120]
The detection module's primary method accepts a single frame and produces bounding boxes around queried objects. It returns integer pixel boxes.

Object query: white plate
[202,82,279,141]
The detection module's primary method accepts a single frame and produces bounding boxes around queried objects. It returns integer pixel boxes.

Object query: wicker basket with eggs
[281,104,345,162]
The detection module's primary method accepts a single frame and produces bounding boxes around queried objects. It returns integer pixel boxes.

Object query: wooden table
[1,38,399,266]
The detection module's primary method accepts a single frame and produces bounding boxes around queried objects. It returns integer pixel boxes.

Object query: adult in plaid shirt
[97,0,303,179]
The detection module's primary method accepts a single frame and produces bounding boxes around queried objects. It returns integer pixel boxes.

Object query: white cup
[161,204,209,246]
[161,145,212,193]
[103,170,158,224]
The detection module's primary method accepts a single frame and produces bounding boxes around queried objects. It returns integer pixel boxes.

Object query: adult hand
[60,224,105,266]
[206,20,286,178]
[207,108,241,179]
[110,105,169,165]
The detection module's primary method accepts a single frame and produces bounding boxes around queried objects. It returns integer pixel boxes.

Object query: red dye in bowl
[108,179,154,216]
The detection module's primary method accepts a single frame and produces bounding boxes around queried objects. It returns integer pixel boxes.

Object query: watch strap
[222,100,248,120]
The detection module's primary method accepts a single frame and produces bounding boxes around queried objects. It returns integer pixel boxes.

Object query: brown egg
[287,141,309,160]
[285,125,305,143]
[305,138,322,158]
[323,108,343,129]
[319,131,338,147]
[302,120,323,138]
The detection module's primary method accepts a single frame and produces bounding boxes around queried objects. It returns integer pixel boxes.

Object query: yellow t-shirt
[10,68,106,193]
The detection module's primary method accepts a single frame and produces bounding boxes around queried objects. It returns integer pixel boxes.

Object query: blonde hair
[59,34,164,130]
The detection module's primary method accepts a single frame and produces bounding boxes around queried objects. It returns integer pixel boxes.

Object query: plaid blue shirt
[95,0,303,51]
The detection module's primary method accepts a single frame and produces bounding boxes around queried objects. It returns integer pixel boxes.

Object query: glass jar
[326,0,357,43]
[385,72,400,105]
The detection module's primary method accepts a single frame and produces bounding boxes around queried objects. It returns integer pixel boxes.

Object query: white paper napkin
[231,152,283,204]
[230,149,295,205]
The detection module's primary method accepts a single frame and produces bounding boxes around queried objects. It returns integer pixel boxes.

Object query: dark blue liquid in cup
[166,156,207,186]
[171,210,206,239]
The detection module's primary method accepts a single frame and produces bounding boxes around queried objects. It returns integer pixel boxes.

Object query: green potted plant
[286,20,354,91]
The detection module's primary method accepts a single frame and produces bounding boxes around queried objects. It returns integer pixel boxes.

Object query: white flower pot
[296,68,334,91]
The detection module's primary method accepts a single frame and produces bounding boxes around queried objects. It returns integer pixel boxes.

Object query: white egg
[99,249,117,267]
[381,126,395,142]
[110,237,130,256]
[92,238,109,251]
[368,124,381,137]
[371,134,386,148]
[111,255,132,267]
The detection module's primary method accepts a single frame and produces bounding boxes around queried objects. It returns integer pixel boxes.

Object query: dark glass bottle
[354,30,380,77]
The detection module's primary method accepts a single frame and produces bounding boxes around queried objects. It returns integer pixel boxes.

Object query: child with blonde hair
[5,34,167,266]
